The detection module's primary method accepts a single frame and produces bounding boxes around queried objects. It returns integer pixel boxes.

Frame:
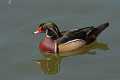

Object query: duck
[33,21,109,55]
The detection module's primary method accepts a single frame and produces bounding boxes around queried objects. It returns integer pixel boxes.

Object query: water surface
[0,0,120,80]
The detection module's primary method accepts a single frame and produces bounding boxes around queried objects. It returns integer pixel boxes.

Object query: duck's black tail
[86,22,109,44]
[92,22,109,37]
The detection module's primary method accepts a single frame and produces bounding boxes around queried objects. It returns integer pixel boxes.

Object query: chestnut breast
[39,37,55,53]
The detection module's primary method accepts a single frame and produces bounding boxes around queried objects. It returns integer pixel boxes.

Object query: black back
[57,22,109,44]
[57,27,95,44]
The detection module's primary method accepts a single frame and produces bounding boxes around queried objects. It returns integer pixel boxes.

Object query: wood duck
[34,22,109,55]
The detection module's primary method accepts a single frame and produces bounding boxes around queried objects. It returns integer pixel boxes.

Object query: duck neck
[46,27,62,40]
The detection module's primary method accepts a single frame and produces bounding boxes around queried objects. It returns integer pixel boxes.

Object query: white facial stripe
[49,28,59,37]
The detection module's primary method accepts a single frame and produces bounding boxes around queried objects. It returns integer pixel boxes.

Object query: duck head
[34,22,62,39]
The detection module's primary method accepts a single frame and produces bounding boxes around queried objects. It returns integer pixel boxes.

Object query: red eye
[37,27,45,32]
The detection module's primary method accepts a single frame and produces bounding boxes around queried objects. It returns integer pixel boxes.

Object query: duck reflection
[33,41,109,75]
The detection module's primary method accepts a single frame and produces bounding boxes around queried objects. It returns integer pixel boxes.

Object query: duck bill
[34,30,40,34]
[34,27,45,35]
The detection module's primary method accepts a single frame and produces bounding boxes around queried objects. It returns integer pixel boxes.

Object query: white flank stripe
[54,40,57,53]
[64,39,86,45]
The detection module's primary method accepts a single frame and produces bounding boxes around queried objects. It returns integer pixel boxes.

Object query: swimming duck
[34,22,109,55]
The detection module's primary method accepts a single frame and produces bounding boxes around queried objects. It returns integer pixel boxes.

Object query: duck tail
[86,22,109,44]
[93,22,109,36]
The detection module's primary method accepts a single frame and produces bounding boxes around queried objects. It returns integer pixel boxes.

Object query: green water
[0,0,120,80]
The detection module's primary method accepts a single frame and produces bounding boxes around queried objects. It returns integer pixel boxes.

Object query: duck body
[34,22,109,55]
